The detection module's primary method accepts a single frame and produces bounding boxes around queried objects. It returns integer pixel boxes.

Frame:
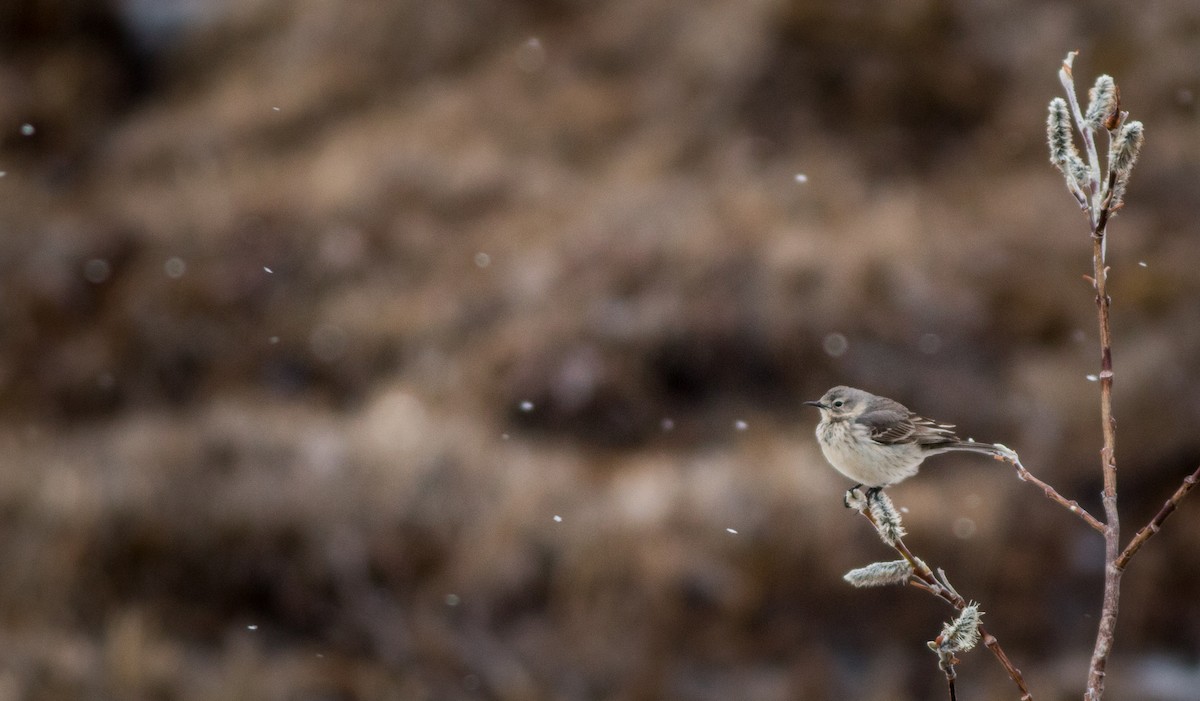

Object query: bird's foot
[844,484,871,511]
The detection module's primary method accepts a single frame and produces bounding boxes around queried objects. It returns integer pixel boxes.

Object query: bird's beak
[803,400,825,409]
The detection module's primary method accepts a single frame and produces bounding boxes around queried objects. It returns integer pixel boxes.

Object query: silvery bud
[868,491,906,545]
[1085,75,1118,130]
[1046,97,1077,170]
[843,560,914,588]
[1110,120,1144,175]
[939,603,984,653]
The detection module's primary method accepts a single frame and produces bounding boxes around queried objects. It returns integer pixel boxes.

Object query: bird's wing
[908,415,961,446]
[857,409,958,446]
[855,407,917,444]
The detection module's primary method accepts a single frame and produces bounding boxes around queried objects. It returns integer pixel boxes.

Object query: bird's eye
[832,400,844,408]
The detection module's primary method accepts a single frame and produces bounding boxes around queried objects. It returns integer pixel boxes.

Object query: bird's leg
[865,486,883,504]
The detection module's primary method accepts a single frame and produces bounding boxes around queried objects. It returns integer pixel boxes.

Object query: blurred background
[1,0,1199,699]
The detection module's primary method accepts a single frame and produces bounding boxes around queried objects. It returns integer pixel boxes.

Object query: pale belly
[817,420,924,487]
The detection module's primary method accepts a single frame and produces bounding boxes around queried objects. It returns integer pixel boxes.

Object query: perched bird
[804,386,1001,495]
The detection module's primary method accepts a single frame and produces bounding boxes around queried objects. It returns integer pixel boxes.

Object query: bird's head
[803,385,866,419]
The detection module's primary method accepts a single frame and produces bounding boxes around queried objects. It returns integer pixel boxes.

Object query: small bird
[804,386,1001,496]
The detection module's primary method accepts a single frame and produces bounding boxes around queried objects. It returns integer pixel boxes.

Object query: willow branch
[1050,51,1127,701]
[1115,464,1200,571]
[854,500,1034,700]
[992,445,1105,533]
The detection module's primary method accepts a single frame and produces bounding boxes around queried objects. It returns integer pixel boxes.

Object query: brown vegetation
[1,0,1199,698]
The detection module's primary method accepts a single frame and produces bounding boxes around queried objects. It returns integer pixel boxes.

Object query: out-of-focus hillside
[1,0,1199,699]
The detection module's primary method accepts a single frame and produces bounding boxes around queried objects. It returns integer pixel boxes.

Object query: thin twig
[1115,464,1200,571]
[980,627,1031,701]
[945,668,958,701]
[992,445,1105,533]
[1085,233,1122,701]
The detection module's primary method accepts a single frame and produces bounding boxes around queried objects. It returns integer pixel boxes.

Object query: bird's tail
[935,440,1006,458]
